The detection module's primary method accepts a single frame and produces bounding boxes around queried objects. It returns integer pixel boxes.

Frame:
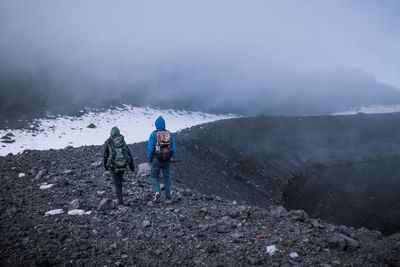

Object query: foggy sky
[0,0,400,117]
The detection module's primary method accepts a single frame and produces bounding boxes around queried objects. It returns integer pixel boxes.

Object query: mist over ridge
[1,1,400,121]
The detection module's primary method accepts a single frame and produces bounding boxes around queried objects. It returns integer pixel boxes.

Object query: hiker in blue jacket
[148,116,176,204]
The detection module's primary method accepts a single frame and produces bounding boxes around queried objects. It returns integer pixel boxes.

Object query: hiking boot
[154,192,160,202]
[165,199,172,205]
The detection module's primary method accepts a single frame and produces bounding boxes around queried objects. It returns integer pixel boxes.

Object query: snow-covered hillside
[0,105,236,156]
[332,104,400,115]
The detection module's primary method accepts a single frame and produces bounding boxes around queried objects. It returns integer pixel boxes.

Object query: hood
[155,116,166,131]
[110,126,120,137]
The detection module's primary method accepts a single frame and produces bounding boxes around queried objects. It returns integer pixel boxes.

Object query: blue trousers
[151,158,171,200]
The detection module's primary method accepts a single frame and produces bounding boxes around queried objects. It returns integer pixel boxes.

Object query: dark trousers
[110,169,125,205]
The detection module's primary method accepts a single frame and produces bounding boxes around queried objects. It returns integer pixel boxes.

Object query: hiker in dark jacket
[148,116,176,204]
[103,127,135,206]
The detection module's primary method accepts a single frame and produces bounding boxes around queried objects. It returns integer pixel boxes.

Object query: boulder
[97,198,114,211]
[2,133,14,138]
[142,220,151,228]
[137,163,151,176]
[328,232,360,252]
[269,206,288,218]
[69,199,80,210]
[388,233,400,241]
[35,169,47,180]
[287,209,309,222]
[1,134,15,143]
[310,218,324,229]
[62,170,74,175]
[216,224,230,233]
[246,256,264,265]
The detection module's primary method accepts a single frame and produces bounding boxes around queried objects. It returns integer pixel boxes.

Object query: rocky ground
[1,114,400,266]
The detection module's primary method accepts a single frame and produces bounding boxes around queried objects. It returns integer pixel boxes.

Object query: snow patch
[68,209,86,216]
[18,173,25,178]
[45,209,64,216]
[0,105,237,156]
[266,245,278,256]
[39,183,54,189]
[332,104,400,115]
[290,252,299,258]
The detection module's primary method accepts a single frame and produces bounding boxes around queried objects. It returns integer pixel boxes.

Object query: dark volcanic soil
[171,113,400,235]
[1,113,400,265]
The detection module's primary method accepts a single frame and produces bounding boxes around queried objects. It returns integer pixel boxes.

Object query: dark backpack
[155,130,173,162]
[108,135,130,170]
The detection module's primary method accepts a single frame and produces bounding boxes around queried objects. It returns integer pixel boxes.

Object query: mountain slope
[1,145,399,266]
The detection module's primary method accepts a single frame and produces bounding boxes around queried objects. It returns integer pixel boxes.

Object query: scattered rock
[206,242,218,253]
[357,227,370,234]
[97,198,113,211]
[62,170,74,175]
[328,232,360,252]
[287,209,309,222]
[2,133,14,138]
[90,161,102,168]
[18,173,25,178]
[96,190,106,196]
[270,205,288,218]
[310,218,324,229]
[216,224,230,233]
[69,199,80,210]
[137,163,151,176]
[142,220,151,228]
[22,237,29,246]
[1,138,15,143]
[35,169,47,180]
[28,168,38,176]
[118,206,129,213]
[388,233,400,241]
[246,256,264,265]
[87,123,96,129]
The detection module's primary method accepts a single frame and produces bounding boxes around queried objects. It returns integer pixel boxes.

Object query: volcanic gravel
[1,114,400,266]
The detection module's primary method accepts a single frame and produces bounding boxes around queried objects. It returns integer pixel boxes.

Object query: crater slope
[171,113,400,235]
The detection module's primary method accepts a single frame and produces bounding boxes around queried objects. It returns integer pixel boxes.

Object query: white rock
[290,252,299,258]
[142,220,151,227]
[68,209,85,216]
[18,173,25,178]
[45,209,64,216]
[39,183,54,189]
[84,211,93,215]
[267,245,278,256]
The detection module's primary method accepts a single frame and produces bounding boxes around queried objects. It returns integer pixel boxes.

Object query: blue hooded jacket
[148,116,176,161]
